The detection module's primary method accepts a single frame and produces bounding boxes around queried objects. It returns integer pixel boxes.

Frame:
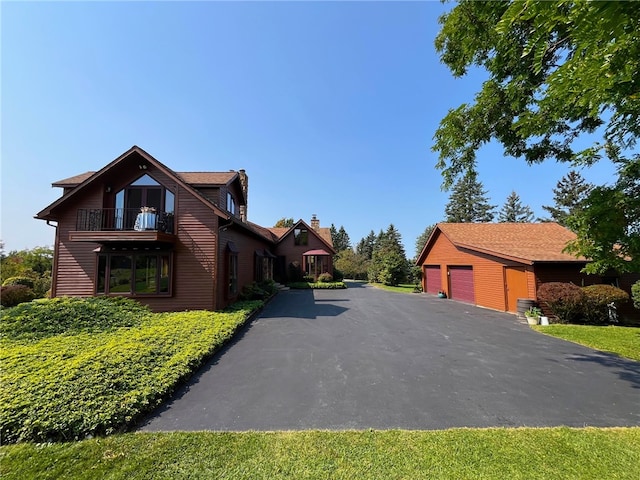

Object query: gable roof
[267,220,336,253]
[417,222,586,265]
[53,170,239,188]
[37,145,230,221]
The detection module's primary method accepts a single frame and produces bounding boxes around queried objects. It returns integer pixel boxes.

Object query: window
[114,174,175,232]
[229,254,238,295]
[226,192,236,215]
[294,228,308,245]
[96,251,171,295]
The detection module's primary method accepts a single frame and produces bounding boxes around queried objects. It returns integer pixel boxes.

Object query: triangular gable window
[131,174,160,186]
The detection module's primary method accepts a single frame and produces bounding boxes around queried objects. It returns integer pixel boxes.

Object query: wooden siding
[51,164,221,312]
[419,230,533,312]
[274,229,333,281]
[216,226,273,309]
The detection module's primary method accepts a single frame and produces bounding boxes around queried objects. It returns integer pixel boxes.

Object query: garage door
[449,266,475,304]
[424,266,441,294]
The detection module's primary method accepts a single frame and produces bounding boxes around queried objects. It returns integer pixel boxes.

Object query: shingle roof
[53,171,238,187]
[434,222,585,263]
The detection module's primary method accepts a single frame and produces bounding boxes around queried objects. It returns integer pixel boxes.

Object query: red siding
[274,228,333,280]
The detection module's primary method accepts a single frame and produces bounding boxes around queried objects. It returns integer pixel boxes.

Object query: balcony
[70,208,176,243]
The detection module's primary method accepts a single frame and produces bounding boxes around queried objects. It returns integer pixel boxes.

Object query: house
[36,146,335,312]
[416,223,639,321]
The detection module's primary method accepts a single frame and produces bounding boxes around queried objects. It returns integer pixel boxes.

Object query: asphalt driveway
[140,281,639,431]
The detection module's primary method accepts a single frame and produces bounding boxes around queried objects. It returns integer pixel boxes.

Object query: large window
[114,174,175,232]
[97,251,171,295]
[294,228,308,245]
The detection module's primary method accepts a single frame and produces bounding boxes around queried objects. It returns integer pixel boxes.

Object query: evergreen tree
[541,170,593,228]
[356,230,377,260]
[368,224,409,286]
[444,172,495,222]
[498,191,534,223]
[330,224,351,252]
[415,224,436,259]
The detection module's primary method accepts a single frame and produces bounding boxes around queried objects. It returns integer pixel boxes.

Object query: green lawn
[370,283,420,294]
[533,324,640,361]
[2,428,639,479]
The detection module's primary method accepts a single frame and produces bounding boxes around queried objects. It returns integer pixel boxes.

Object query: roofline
[35,145,230,221]
[275,219,336,254]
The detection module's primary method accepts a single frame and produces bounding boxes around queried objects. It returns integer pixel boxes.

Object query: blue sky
[1,1,617,258]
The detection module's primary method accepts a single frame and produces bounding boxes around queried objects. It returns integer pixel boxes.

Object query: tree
[356,230,377,260]
[415,224,436,259]
[368,224,409,285]
[330,224,351,253]
[444,172,495,222]
[274,218,294,228]
[433,1,639,271]
[540,170,593,228]
[334,249,369,280]
[498,191,534,223]
[565,159,640,273]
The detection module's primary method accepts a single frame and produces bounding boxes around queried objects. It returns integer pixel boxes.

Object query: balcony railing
[76,208,175,234]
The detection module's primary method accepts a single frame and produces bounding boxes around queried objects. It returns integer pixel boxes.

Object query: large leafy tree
[540,170,593,228]
[444,172,495,222]
[498,191,534,223]
[433,0,640,271]
[273,218,294,228]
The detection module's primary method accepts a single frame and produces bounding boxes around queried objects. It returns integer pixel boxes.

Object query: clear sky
[1,0,617,259]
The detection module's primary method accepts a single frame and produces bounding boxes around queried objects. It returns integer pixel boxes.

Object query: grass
[370,282,421,294]
[532,324,640,361]
[2,428,639,479]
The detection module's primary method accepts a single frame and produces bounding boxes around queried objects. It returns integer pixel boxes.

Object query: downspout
[45,220,58,298]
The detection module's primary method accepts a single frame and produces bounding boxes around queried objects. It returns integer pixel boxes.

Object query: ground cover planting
[0,297,262,443]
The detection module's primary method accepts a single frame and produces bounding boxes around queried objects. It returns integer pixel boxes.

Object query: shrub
[32,276,52,298]
[537,282,585,324]
[303,275,315,282]
[582,284,630,324]
[238,282,275,301]
[0,296,150,341]
[632,281,640,310]
[332,268,344,282]
[2,276,35,289]
[0,285,35,308]
[1,307,254,443]
[317,273,333,283]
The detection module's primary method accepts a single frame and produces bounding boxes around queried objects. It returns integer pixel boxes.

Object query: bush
[317,273,333,283]
[2,276,35,289]
[0,296,150,341]
[332,268,344,282]
[1,305,255,443]
[537,282,585,324]
[288,281,347,289]
[0,285,35,308]
[582,284,630,324]
[632,281,640,310]
[303,275,315,282]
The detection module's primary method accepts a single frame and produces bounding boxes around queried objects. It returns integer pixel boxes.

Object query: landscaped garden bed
[0,297,263,443]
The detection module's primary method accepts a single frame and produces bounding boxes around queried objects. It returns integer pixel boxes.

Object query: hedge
[0,299,262,443]
[287,281,347,289]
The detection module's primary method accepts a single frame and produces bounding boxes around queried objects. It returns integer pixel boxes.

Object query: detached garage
[416,223,639,321]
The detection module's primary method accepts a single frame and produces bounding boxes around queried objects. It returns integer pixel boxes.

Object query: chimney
[311,214,320,231]
[238,169,248,222]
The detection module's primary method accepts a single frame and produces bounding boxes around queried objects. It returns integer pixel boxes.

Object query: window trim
[294,228,308,246]
[95,250,173,297]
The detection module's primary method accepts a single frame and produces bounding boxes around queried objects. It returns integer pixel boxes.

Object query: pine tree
[498,191,534,223]
[541,170,594,228]
[330,224,351,252]
[415,224,436,259]
[368,224,408,286]
[444,173,495,222]
[356,230,377,260]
